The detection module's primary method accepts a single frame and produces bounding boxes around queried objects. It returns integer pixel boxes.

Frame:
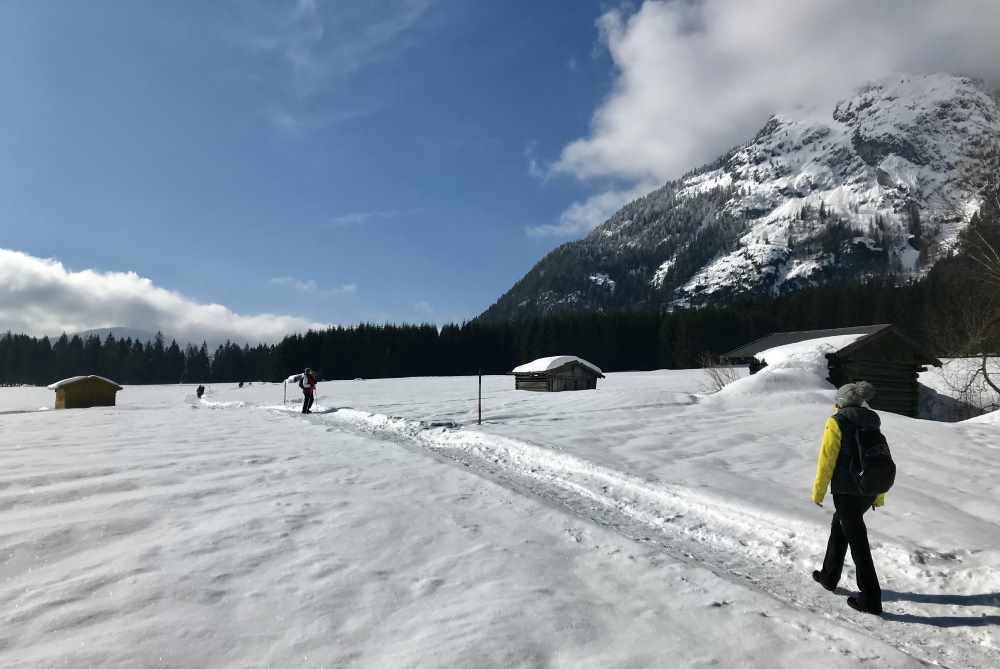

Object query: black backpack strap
[854,427,865,472]
[832,411,854,437]
[833,412,865,470]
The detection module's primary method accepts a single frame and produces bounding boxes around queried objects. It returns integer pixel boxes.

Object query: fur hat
[836,381,876,407]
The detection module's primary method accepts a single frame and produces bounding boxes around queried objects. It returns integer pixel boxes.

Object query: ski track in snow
[260,400,1000,669]
[5,386,934,668]
[4,368,999,667]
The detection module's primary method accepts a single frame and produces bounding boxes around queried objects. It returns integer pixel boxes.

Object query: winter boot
[812,571,835,592]
[847,596,882,616]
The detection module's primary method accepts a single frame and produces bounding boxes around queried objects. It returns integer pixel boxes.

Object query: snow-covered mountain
[482,74,1000,320]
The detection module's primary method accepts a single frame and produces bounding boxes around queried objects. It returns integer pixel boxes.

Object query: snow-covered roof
[723,325,890,359]
[47,375,123,391]
[512,356,603,376]
[754,334,869,367]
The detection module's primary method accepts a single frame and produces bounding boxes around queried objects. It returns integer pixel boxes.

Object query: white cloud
[266,107,309,135]
[409,300,465,326]
[270,276,357,296]
[269,276,319,293]
[328,209,401,228]
[243,0,435,133]
[265,102,381,137]
[264,106,335,136]
[524,141,546,180]
[528,182,655,237]
[0,249,325,344]
[547,0,1000,233]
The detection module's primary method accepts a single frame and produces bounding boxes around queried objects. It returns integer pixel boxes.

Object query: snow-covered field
[3,349,1000,667]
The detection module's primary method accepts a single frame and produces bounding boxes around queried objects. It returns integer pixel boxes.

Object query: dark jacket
[812,406,886,505]
[831,407,881,494]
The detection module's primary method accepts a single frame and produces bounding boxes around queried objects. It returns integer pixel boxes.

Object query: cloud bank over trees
[0,249,324,344]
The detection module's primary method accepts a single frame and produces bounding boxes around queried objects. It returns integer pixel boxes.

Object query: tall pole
[478,370,482,425]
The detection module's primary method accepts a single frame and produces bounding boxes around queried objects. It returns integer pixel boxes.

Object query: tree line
[0,333,272,387]
[0,270,990,386]
[2,183,997,387]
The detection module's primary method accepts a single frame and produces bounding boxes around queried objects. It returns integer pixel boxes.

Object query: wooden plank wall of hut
[553,363,599,391]
[515,378,550,392]
[551,376,596,391]
[829,359,922,417]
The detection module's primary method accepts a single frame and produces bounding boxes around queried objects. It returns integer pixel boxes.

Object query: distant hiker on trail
[299,367,317,414]
[196,385,205,399]
[811,381,895,617]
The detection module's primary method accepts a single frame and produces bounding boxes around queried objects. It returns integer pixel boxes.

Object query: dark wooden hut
[723,324,940,417]
[47,375,123,409]
[512,356,605,392]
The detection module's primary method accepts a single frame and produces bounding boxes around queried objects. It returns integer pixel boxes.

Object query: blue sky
[4,0,998,342]
[0,0,621,329]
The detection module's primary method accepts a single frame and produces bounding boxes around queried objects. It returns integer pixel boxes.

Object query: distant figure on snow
[196,385,205,399]
[811,381,894,616]
[299,367,317,414]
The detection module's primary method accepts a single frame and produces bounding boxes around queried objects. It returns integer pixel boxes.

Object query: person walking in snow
[811,381,885,616]
[299,367,317,414]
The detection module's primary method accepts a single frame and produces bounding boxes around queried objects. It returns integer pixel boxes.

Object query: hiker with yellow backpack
[811,381,896,617]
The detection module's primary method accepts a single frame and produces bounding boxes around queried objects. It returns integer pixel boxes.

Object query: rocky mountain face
[481,74,1000,320]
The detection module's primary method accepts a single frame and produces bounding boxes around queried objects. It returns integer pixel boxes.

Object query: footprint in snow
[412,577,445,596]
[910,548,962,565]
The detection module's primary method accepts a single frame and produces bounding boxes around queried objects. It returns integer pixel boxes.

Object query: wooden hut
[47,375,122,409]
[722,324,940,417]
[512,356,604,392]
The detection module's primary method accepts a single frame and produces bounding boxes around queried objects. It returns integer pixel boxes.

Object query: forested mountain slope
[482,74,1000,320]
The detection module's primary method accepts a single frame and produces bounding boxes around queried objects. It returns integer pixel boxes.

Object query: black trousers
[301,390,314,413]
[818,494,881,609]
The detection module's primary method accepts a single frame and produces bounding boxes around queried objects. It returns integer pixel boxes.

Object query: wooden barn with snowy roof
[47,375,123,409]
[723,324,940,417]
[512,356,605,392]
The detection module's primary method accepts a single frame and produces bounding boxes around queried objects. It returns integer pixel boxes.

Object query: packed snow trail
[263,402,1000,668]
[4,360,999,666]
[183,368,1000,668]
[0,390,926,668]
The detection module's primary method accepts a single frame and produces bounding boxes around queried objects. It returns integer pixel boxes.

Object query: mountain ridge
[482,73,1000,321]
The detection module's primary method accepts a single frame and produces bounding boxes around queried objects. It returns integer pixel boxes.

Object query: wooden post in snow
[478,371,482,425]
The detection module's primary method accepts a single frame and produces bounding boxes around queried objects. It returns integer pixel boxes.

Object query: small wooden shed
[723,324,941,417]
[47,375,123,409]
[512,356,604,392]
